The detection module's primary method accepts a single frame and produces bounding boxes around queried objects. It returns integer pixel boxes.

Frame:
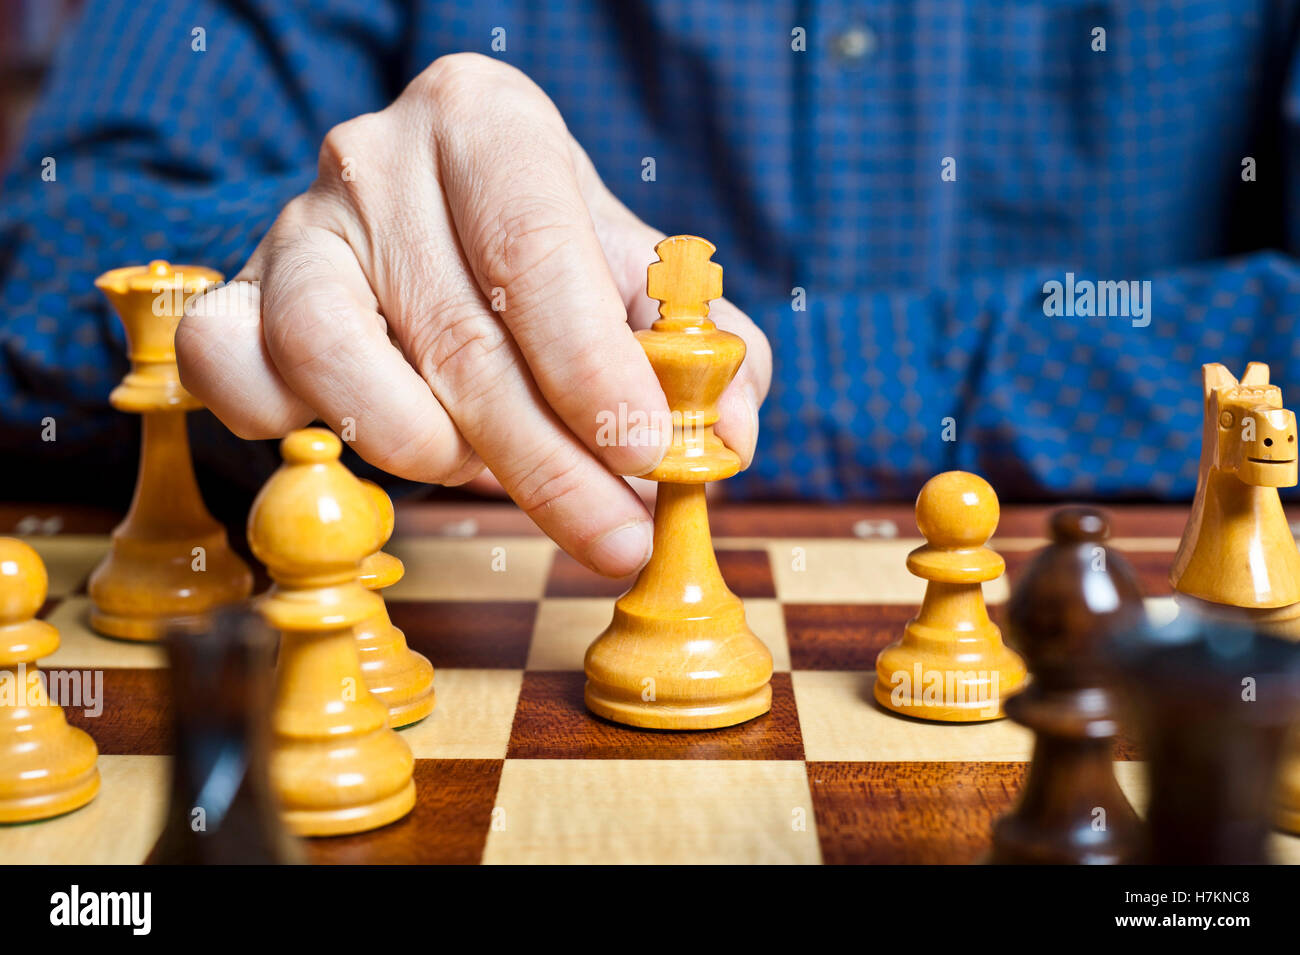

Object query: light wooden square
[769,540,1009,605]
[399,668,523,759]
[386,537,554,601]
[527,598,610,671]
[791,670,1033,762]
[41,597,166,669]
[22,535,108,598]
[484,759,821,864]
[527,597,790,671]
[0,755,168,864]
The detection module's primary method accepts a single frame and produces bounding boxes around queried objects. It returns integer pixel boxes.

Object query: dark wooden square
[303,759,504,865]
[62,668,170,756]
[506,671,803,760]
[388,600,537,669]
[806,760,1025,864]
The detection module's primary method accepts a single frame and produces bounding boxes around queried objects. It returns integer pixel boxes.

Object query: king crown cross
[647,235,723,323]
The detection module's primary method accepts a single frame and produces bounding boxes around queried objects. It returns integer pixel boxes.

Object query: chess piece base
[355,622,436,729]
[89,607,207,643]
[585,600,774,730]
[380,685,436,730]
[89,528,252,642]
[873,619,1026,723]
[872,679,1010,722]
[279,779,416,838]
[988,817,1137,865]
[584,681,771,730]
[1174,593,1300,641]
[0,723,100,823]
[271,731,416,837]
[988,705,1142,864]
[584,481,773,731]
[270,617,417,838]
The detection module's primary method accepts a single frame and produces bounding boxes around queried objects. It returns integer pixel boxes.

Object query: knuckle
[317,112,386,182]
[369,421,468,485]
[261,196,336,257]
[407,310,512,388]
[505,443,587,516]
[415,52,520,107]
[477,197,577,294]
[442,456,485,487]
[435,444,485,487]
[552,353,619,420]
[173,311,208,356]
[263,292,356,376]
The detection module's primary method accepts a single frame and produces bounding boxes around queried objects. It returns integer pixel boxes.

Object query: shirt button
[833,25,877,61]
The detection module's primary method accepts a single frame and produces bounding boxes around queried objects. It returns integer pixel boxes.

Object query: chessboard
[4,500,1300,866]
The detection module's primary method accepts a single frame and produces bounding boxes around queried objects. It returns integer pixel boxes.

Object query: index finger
[421,58,673,477]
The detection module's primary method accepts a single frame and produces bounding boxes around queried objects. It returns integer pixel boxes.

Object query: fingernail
[587,520,653,577]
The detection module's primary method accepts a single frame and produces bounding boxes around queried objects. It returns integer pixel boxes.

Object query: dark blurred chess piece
[1115,612,1300,864]
[989,508,1144,864]
[149,607,301,864]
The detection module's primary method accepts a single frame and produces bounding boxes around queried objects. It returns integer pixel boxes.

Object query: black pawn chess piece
[149,608,301,864]
[1115,611,1300,864]
[989,507,1144,864]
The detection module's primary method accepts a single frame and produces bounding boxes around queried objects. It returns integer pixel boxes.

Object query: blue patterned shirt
[4,0,1300,501]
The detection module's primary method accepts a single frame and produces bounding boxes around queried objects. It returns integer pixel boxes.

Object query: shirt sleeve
[0,0,405,495]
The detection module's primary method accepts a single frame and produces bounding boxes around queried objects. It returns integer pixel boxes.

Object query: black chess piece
[149,607,301,864]
[989,507,1144,864]
[1115,610,1300,864]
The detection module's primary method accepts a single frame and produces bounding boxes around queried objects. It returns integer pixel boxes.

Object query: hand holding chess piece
[584,236,773,729]
[174,56,772,583]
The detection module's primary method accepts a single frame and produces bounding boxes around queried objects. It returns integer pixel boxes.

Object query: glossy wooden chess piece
[250,429,415,836]
[1115,613,1300,863]
[0,539,100,822]
[150,608,302,863]
[355,480,435,728]
[989,508,1144,864]
[88,261,252,641]
[584,236,773,729]
[1171,362,1300,636]
[874,471,1026,721]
